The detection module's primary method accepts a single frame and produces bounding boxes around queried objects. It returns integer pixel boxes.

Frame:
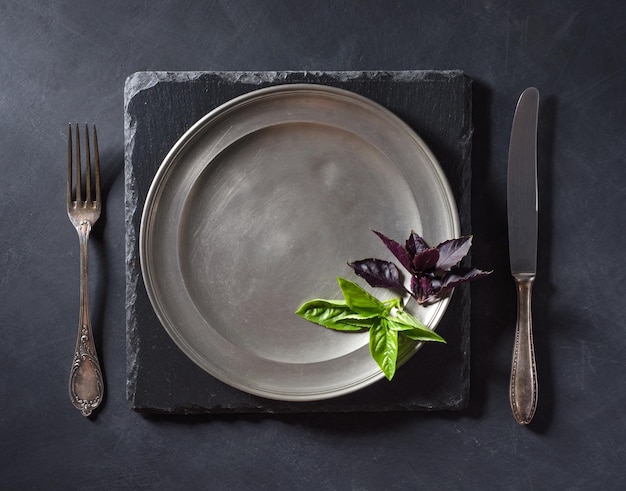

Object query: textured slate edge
[124,70,473,414]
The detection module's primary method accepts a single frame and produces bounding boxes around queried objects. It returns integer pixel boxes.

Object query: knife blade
[507,87,539,425]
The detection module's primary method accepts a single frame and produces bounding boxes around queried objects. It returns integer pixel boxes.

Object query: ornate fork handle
[69,220,104,416]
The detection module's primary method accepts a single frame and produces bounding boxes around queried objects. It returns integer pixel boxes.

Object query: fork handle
[69,221,104,416]
[509,275,538,425]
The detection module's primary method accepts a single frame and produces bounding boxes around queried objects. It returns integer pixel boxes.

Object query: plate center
[178,122,421,364]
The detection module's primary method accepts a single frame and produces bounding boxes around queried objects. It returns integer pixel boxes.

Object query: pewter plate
[140,84,460,401]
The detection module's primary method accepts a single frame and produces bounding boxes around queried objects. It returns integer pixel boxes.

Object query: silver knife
[507,87,539,425]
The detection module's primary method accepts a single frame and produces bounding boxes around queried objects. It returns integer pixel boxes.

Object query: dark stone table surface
[2,1,625,489]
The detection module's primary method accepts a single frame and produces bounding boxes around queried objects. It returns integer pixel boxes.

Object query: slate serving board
[124,70,472,414]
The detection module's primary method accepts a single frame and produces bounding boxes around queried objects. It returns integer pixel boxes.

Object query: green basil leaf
[383,297,402,310]
[386,318,415,332]
[337,277,385,316]
[341,312,379,320]
[386,310,446,342]
[400,327,446,343]
[295,299,364,331]
[327,323,367,332]
[338,316,379,329]
[369,319,398,380]
[386,309,429,331]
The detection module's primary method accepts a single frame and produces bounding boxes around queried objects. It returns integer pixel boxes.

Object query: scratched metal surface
[1,1,625,489]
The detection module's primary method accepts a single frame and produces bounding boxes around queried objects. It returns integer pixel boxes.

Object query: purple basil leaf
[430,276,443,291]
[349,259,407,292]
[372,230,413,271]
[411,274,446,304]
[410,275,434,304]
[437,268,493,297]
[405,231,430,257]
[436,236,472,271]
[409,275,420,301]
[412,248,439,272]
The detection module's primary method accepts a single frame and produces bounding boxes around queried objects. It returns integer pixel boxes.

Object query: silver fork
[67,123,104,416]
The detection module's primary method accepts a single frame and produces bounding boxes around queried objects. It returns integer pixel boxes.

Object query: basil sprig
[349,230,491,305]
[296,277,445,380]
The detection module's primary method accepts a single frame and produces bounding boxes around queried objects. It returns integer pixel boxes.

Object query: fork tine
[93,124,101,205]
[75,123,82,203]
[84,123,91,203]
[67,123,73,207]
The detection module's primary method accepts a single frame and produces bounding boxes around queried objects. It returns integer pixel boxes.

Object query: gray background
[1,1,624,489]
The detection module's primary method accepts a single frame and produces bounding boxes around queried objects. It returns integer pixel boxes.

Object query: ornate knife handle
[69,223,104,416]
[509,275,538,424]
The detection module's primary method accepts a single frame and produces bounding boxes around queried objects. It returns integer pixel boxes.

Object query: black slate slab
[124,70,473,414]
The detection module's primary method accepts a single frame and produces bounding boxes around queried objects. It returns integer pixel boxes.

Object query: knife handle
[509,275,538,424]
